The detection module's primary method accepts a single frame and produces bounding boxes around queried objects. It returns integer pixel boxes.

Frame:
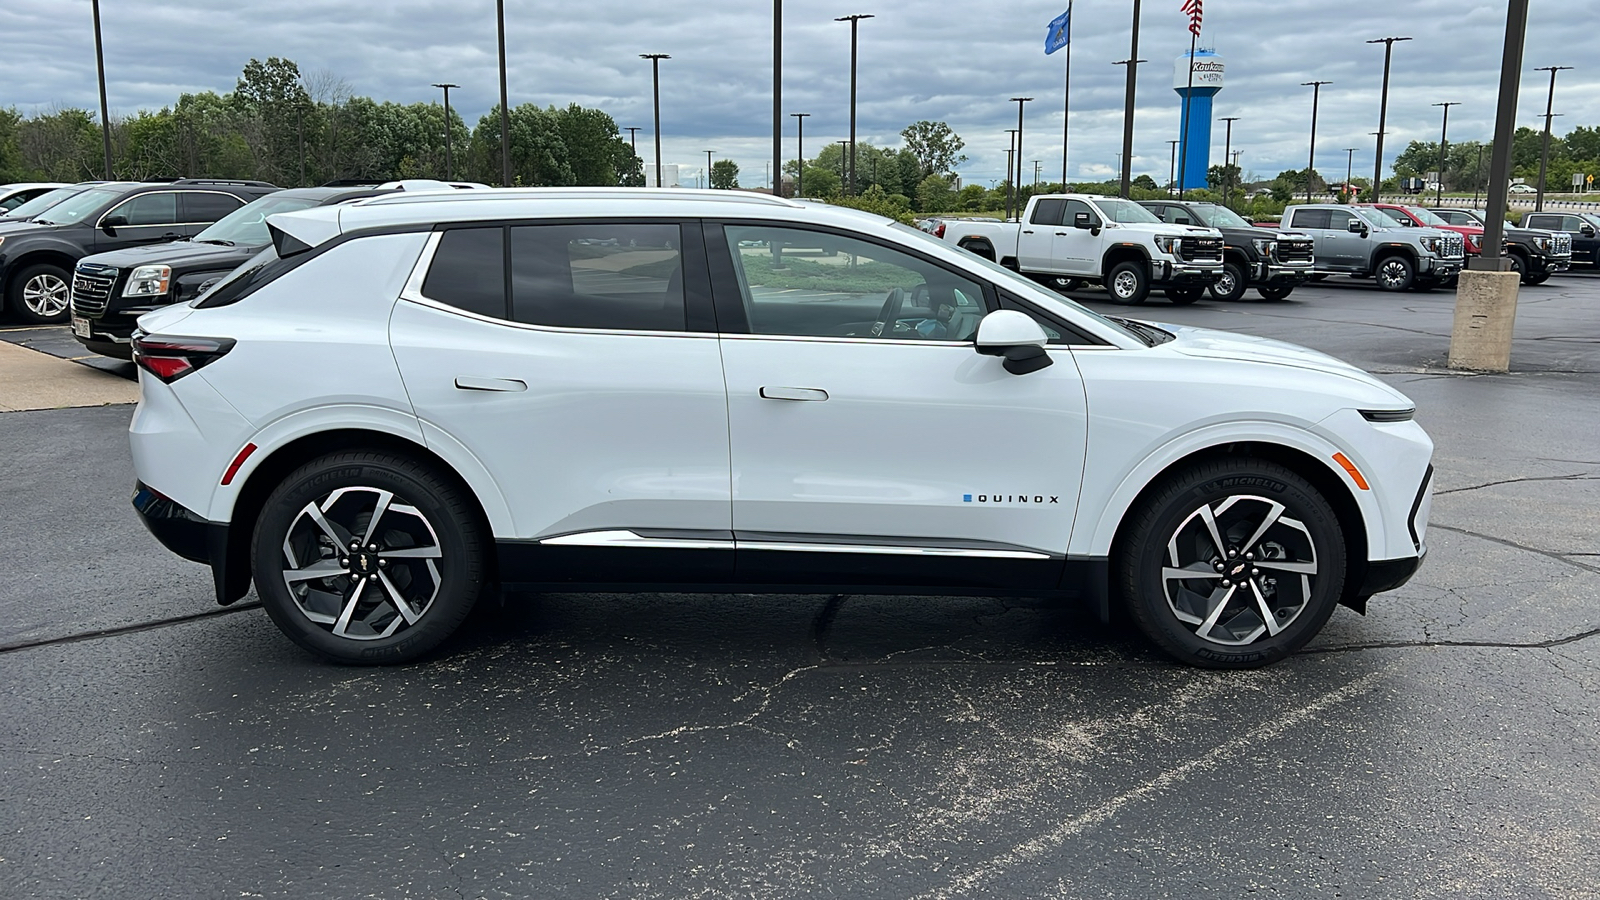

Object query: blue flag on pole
[1045,8,1070,55]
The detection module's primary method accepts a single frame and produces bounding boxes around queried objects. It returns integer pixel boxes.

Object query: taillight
[935,222,946,238]
[132,335,236,383]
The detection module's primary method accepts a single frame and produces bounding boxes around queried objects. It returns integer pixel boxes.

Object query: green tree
[1132,174,1157,191]
[711,158,740,189]
[900,121,967,179]
[915,174,954,213]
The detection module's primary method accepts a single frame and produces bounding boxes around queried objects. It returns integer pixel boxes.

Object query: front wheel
[1374,255,1415,292]
[252,450,486,664]
[1105,261,1150,305]
[1208,261,1249,302]
[1522,271,1551,286]
[7,263,72,325]
[1117,458,1347,669]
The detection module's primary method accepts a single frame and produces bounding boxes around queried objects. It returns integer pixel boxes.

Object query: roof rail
[356,186,802,209]
[173,178,278,187]
[320,178,387,187]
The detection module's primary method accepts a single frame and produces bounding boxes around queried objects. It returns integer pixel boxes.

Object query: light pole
[838,140,851,186]
[641,54,671,188]
[432,83,459,180]
[1005,129,1018,219]
[1219,116,1240,206]
[1344,148,1357,201]
[1302,80,1331,203]
[1366,36,1412,202]
[625,127,640,155]
[835,14,874,195]
[91,0,113,179]
[1011,97,1033,209]
[1473,143,1485,205]
[1115,0,1144,199]
[1033,160,1042,191]
[1166,140,1179,195]
[705,150,715,189]
[1432,101,1460,206]
[790,112,810,198]
[496,0,511,186]
[1533,66,1572,212]
[773,1,782,199]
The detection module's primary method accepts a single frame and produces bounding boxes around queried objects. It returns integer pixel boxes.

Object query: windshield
[1,186,86,220]
[1405,206,1453,227]
[1094,198,1163,224]
[1352,207,1395,228]
[32,187,123,225]
[194,194,325,246]
[1373,207,1411,225]
[1192,205,1252,228]
[888,222,1142,345]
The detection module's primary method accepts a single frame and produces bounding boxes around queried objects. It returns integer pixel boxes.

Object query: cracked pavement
[3,274,1600,898]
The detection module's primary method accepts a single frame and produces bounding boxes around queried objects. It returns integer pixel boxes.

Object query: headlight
[1251,238,1275,256]
[1154,235,1179,254]
[1421,237,1442,253]
[123,265,172,297]
[1464,235,1480,252]
[1536,237,1550,250]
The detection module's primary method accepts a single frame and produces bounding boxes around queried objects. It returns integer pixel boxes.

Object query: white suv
[128,189,1433,668]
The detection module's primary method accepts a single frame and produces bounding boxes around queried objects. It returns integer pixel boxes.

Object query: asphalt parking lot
[3,271,1598,898]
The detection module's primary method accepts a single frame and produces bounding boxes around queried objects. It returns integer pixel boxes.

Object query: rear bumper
[132,482,245,604]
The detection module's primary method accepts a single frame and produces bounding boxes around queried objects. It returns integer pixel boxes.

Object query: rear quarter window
[421,227,508,319]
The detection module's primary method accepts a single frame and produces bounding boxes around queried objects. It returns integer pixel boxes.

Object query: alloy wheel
[23,273,69,318]
[1161,494,1317,646]
[280,486,444,640]
[1377,260,1409,290]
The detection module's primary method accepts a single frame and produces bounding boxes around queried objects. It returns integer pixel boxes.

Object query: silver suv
[1281,204,1464,291]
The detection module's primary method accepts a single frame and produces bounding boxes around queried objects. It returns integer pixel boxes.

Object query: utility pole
[1302,80,1331,203]
[641,54,671,188]
[1033,160,1042,191]
[838,140,850,186]
[432,83,459,181]
[496,0,511,187]
[1166,139,1179,194]
[1115,0,1144,199]
[1344,148,1357,201]
[1011,97,1033,209]
[835,14,874,195]
[1005,129,1018,219]
[1473,143,1485,205]
[1432,101,1460,206]
[773,0,782,198]
[91,0,113,179]
[1367,36,1412,202]
[790,113,810,197]
[705,150,715,189]
[1533,66,1572,212]
[625,126,640,155]
[1220,116,1240,207]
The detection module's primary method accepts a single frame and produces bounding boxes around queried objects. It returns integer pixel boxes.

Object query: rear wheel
[1117,458,1347,669]
[1374,255,1415,292]
[1163,284,1205,305]
[7,263,72,325]
[1256,285,1295,301]
[252,450,486,664]
[1106,260,1150,305]
[1208,261,1249,302]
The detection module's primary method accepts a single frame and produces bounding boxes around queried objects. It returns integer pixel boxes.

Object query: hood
[78,240,259,270]
[1155,323,1411,404]
[1108,221,1220,237]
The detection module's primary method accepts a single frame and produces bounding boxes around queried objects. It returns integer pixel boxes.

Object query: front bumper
[1258,262,1314,285]
[1419,257,1462,277]
[1154,259,1223,285]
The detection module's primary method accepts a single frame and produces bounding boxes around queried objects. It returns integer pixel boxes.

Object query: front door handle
[161,232,183,241]
[760,386,828,402]
[1055,231,1068,236]
[1022,229,1035,234]
[454,376,527,392]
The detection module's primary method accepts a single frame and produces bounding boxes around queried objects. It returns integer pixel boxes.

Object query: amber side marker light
[1332,452,1370,491]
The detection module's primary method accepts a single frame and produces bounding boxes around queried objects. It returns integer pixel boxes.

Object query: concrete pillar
[1447,270,1520,372]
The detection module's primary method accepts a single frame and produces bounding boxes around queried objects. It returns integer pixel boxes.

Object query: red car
[1359,203,1488,257]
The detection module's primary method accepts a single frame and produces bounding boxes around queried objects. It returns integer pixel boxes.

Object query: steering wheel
[871,287,906,338]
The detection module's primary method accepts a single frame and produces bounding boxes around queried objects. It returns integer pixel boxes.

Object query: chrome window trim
[93,191,247,229]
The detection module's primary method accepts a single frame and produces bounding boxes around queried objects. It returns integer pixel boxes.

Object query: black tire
[1373,254,1415,292]
[1255,285,1295,301]
[1105,260,1150,305]
[1522,271,1551,286]
[1507,252,1526,281]
[1308,273,1329,282]
[252,450,486,664]
[1208,260,1249,302]
[1116,458,1347,669]
[1163,285,1204,305]
[1027,273,1082,293]
[6,262,72,325]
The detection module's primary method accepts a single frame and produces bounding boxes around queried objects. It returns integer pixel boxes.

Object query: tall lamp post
[641,54,671,188]
[790,112,810,197]
[1302,80,1331,203]
[1219,116,1240,206]
[837,141,851,186]
[1432,101,1460,206]
[1166,139,1179,194]
[1011,97,1033,208]
[835,14,874,195]
[496,0,511,186]
[1114,0,1144,199]
[432,83,459,180]
[1343,148,1357,201]
[1533,66,1572,212]
[1005,129,1019,219]
[1473,143,1485,205]
[773,1,783,198]
[704,150,715,189]
[625,127,640,155]
[91,0,113,179]
[1366,36,1412,202]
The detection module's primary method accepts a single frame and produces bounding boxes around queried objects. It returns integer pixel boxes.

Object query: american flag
[1182,0,1203,36]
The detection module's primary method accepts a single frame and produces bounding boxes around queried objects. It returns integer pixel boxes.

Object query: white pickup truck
[940,194,1226,304]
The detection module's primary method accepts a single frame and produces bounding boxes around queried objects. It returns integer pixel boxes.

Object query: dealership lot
[3,275,1598,898]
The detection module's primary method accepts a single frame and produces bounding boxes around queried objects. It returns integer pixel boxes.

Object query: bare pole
[1367,36,1412,202]
[1344,148,1357,200]
[1533,66,1572,212]
[91,0,113,179]
[1432,101,1460,206]
[1219,116,1240,206]
[1011,98,1033,206]
[1115,0,1143,199]
[790,112,810,197]
[704,149,715,189]
[1474,1,1528,273]
[834,14,874,195]
[641,54,671,187]
[433,83,459,180]
[773,0,782,196]
[1005,129,1018,218]
[497,0,511,187]
[1302,81,1331,203]
[1165,139,1178,194]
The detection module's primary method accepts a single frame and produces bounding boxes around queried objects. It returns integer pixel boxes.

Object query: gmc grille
[1440,234,1465,260]
[1551,234,1572,257]
[1274,240,1314,264]
[1178,236,1223,263]
[71,265,118,318]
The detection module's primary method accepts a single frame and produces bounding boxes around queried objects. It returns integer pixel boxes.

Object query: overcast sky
[3,1,1596,188]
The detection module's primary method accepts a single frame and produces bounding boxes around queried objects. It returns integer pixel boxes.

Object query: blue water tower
[1173,49,1225,191]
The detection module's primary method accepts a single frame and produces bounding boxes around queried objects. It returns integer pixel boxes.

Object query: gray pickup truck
[1280,204,1465,292]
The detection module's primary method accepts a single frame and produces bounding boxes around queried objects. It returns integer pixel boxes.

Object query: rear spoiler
[267,209,343,258]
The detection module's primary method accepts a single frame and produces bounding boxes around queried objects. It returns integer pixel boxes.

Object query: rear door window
[106,191,179,226]
[510,223,685,331]
[1290,209,1331,230]
[181,191,245,224]
[1029,199,1066,226]
[421,227,508,320]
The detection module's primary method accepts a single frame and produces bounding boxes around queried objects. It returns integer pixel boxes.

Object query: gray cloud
[2,0,1596,187]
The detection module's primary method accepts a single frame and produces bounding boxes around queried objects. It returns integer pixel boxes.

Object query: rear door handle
[760,386,828,402]
[454,376,527,392]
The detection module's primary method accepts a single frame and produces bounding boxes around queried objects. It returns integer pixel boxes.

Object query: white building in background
[643,164,682,188]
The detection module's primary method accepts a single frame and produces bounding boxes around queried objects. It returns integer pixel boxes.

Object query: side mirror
[1582,225,1597,237]
[1073,212,1094,229]
[1347,220,1366,234]
[101,214,128,234]
[974,310,1053,375]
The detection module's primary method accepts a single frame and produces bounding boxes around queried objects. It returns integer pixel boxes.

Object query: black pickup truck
[1427,207,1573,284]
[1139,200,1316,301]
